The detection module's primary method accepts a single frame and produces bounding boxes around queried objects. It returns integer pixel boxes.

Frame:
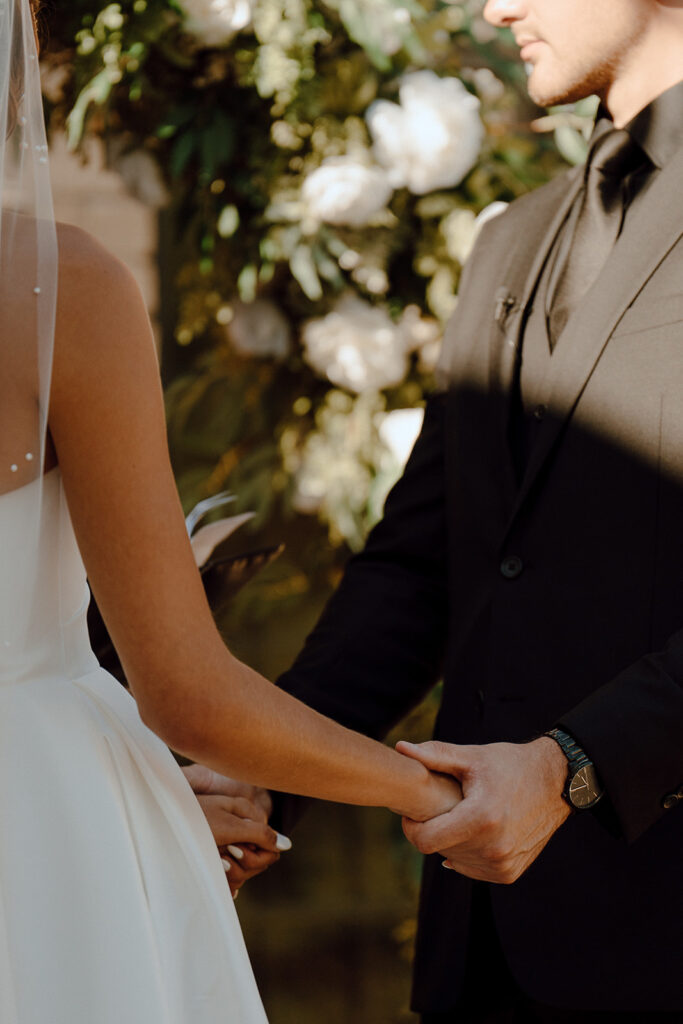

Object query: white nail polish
[221,858,232,872]
[442,860,454,871]
[232,889,239,900]
[227,845,244,860]
[275,832,292,852]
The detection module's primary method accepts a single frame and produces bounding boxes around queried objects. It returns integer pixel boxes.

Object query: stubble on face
[523,2,649,108]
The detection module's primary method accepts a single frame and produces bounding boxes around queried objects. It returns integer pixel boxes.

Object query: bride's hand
[181,765,291,897]
[393,747,463,823]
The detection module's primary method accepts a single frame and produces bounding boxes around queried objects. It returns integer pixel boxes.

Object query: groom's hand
[396,738,570,884]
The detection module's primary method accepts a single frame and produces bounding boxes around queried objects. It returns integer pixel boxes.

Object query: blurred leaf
[290,245,323,300]
[554,124,589,166]
[66,69,114,148]
[170,128,198,178]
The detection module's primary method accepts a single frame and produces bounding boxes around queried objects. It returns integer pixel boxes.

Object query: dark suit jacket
[276,153,683,1013]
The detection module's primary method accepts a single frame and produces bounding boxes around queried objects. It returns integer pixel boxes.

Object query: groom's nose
[483,0,528,28]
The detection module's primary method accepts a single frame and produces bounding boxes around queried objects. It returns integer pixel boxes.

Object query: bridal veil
[0,0,58,662]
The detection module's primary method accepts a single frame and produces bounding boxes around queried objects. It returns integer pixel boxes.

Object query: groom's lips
[516,35,544,60]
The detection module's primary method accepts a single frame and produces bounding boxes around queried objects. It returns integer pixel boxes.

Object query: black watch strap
[545,727,604,811]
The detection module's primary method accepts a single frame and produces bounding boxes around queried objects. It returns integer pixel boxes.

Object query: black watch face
[568,765,603,809]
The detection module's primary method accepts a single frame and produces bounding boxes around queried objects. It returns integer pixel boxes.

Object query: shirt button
[500,555,524,580]
[661,793,680,810]
[533,404,547,421]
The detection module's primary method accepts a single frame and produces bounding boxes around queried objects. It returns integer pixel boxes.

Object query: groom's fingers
[395,740,476,779]
[401,739,571,885]
[401,798,481,855]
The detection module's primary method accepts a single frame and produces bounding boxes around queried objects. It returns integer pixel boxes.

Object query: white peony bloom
[366,70,485,195]
[227,298,292,360]
[179,0,255,47]
[378,407,424,467]
[301,157,393,228]
[302,295,408,393]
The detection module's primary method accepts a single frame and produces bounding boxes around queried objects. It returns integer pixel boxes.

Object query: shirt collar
[595,78,683,169]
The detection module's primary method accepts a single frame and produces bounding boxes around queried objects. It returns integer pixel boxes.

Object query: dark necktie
[547,126,647,347]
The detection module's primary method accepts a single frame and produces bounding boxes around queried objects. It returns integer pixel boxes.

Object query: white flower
[346,0,414,58]
[227,298,292,360]
[378,407,424,467]
[179,0,255,47]
[301,157,393,228]
[281,391,384,549]
[302,295,408,394]
[366,70,484,195]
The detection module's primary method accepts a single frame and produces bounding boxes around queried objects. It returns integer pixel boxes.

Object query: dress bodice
[0,468,97,684]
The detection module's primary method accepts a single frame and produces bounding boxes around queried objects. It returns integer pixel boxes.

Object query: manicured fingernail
[233,889,239,900]
[227,845,244,860]
[221,858,232,872]
[442,860,454,871]
[275,832,292,852]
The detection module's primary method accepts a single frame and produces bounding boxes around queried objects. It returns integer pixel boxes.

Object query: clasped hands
[398,736,570,884]
[186,735,570,895]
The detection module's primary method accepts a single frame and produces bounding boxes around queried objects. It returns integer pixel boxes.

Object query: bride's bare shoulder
[57,221,137,294]
[55,221,152,352]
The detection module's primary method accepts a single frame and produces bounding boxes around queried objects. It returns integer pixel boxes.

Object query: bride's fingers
[224,818,283,852]
[219,847,280,891]
[204,806,283,851]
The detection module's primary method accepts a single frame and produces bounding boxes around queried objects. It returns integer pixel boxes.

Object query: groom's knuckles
[404,818,455,855]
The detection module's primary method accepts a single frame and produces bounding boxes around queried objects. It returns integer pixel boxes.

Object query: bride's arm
[49,225,459,822]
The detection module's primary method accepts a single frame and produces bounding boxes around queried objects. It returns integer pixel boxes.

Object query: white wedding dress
[0,467,269,1024]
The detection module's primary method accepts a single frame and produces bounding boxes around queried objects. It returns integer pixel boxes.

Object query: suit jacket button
[533,404,547,421]
[662,793,680,810]
[501,555,524,579]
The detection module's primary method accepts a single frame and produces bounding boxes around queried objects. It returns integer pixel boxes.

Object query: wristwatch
[545,727,604,811]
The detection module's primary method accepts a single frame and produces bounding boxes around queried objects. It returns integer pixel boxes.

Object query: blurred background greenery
[41,2,596,1019]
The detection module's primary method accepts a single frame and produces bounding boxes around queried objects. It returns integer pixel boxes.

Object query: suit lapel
[487,168,583,506]
[503,143,683,537]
